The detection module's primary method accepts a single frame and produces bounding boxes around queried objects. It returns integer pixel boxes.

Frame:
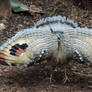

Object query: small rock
[3,69,9,72]
[0,23,6,31]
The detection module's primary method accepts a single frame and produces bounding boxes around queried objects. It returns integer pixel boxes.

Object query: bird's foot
[49,67,57,83]
[63,67,70,83]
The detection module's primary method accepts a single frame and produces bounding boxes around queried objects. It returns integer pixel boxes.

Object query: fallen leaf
[29,5,43,14]
[10,0,29,12]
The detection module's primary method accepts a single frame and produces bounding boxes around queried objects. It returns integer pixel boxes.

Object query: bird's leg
[63,66,70,83]
[48,57,57,83]
[49,67,55,83]
[49,38,70,83]
[57,39,70,83]
[49,39,63,83]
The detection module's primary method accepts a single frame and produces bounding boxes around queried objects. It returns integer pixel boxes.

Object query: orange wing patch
[9,43,28,56]
[15,48,25,56]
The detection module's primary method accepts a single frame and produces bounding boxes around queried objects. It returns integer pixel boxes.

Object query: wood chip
[29,5,43,14]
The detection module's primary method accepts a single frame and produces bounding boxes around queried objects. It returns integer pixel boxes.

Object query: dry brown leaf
[29,5,43,14]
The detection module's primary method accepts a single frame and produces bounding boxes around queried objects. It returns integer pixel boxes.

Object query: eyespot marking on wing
[9,43,28,56]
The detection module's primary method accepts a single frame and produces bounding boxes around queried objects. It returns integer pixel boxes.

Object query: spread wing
[0,36,36,66]
[72,28,92,65]
[61,28,92,66]
[0,28,58,67]
[0,28,40,66]
[56,28,92,66]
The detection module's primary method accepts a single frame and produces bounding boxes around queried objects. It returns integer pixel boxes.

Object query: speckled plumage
[0,15,92,67]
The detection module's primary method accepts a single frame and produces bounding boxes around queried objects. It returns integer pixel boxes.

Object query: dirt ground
[0,0,92,92]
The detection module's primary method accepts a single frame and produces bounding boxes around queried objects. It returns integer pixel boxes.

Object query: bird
[0,15,92,68]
